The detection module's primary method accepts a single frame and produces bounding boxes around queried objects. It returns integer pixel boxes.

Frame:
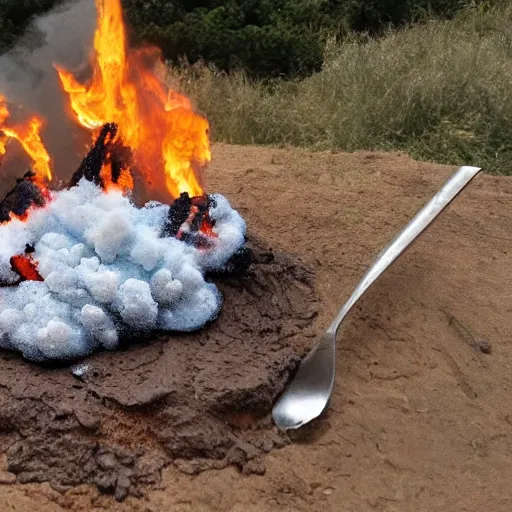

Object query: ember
[163,192,218,249]
[0,0,250,361]
[10,253,44,283]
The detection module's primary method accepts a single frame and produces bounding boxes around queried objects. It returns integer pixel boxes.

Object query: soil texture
[1,144,512,511]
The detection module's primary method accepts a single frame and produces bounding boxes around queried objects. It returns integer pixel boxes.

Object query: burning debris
[0,171,47,222]
[10,244,44,284]
[0,0,251,362]
[0,164,247,361]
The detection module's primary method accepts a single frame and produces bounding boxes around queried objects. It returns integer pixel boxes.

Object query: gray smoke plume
[0,0,97,181]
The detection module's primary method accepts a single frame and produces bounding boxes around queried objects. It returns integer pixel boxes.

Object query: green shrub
[122,0,327,77]
[122,0,477,77]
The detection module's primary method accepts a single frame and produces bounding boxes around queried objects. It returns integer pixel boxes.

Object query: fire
[55,0,210,199]
[10,254,44,282]
[0,96,52,184]
[100,161,134,193]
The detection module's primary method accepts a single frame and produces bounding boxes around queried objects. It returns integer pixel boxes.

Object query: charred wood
[161,192,217,239]
[109,142,133,184]
[0,170,46,223]
[68,123,131,188]
[68,122,117,187]
[161,192,193,237]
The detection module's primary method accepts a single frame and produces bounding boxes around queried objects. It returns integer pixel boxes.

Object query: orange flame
[10,254,44,282]
[55,0,210,199]
[0,96,52,184]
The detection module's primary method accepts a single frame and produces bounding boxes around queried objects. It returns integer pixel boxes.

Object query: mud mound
[0,237,318,499]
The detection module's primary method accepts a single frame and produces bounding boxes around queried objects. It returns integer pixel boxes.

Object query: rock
[115,449,135,467]
[115,472,131,502]
[261,437,273,453]
[242,459,266,475]
[476,339,492,354]
[97,453,117,471]
[94,473,117,492]
[74,410,101,430]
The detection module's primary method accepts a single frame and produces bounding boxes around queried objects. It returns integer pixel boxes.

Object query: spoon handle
[327,166,482,336]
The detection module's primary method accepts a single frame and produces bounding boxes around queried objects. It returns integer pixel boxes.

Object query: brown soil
[1,144,512,511]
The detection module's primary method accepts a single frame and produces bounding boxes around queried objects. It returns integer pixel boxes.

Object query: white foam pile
[0,179,246,361]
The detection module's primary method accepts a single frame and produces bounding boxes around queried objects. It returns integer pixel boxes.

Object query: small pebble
[476,339,492,354]
[97,453,118,471]
[71,363,91,379]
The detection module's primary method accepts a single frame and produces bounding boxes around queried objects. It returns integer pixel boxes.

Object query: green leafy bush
[122,0,327,77]
[121,0,475,77]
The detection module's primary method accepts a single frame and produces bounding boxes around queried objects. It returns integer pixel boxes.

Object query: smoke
[0,0,97,180]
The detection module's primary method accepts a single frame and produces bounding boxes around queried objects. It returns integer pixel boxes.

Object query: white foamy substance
[0,180,246,361]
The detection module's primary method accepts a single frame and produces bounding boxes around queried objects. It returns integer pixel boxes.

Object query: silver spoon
[272,165,482,430]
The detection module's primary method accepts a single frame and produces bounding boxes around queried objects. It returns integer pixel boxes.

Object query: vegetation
[166,3,512,174]
[122,0,473,77]
[0,0,481,77]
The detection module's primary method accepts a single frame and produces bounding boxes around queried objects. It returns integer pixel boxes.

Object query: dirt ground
[2,144,512,511]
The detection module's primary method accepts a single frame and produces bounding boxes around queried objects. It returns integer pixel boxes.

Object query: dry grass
[167,4,512,174]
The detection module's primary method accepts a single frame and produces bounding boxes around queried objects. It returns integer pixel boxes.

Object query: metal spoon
[272,165,482,430]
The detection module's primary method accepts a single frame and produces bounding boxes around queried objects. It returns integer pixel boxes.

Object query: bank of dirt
[1,144,512,511]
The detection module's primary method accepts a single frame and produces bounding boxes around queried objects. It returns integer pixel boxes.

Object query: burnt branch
[109,142,133,185]
[68,123,118,188]
[0,170,46,223]
[67,122,133,191]
[161,192,193,237]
